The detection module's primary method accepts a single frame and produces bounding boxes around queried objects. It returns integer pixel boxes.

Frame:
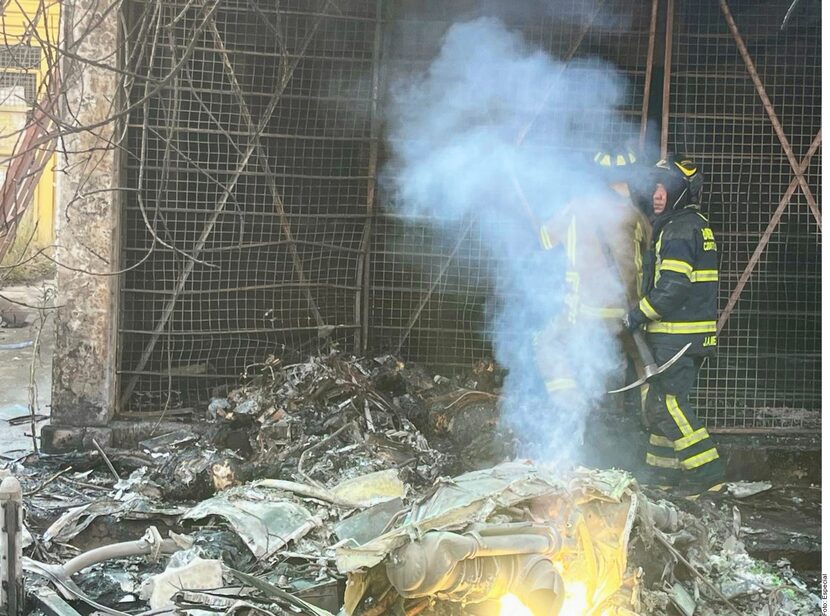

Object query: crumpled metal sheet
[336,461,566,572]
[338,462,642,615]
[182,486,318,559]
[334,498,404,546]
[43,495,185,544]
[139,556,223,609]
[330,469,406,508]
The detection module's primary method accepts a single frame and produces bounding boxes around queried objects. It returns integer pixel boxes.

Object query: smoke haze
[384,17,641,463]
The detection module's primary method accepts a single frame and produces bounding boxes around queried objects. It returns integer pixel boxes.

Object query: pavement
[0,283,55,458]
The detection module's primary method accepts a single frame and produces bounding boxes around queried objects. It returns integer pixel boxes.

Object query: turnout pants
[643,347,724,486]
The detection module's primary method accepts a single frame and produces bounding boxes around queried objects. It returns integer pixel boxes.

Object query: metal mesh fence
[118,0,820,432]
[119,0,380,410]
[669,0,821,429]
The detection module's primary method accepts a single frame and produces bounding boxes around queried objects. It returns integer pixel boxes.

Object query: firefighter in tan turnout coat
[535,148,652,408]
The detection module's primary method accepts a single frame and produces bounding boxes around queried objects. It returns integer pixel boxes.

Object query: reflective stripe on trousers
[644,352,723,478]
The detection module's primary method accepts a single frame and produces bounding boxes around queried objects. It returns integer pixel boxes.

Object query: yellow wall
[0,0,60,250]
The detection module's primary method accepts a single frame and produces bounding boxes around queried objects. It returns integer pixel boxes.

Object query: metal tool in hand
[608,330,691,393]
[591,226,691,394]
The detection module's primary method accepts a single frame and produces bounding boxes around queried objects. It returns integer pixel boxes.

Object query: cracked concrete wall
[49,0,121,433]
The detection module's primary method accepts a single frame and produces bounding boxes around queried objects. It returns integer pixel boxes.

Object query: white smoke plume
[384,17,642,463]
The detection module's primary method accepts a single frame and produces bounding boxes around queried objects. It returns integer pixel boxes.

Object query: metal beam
[640,0,659,150]
[717,129,821,332]
[660,0,674,158]
[719,0,821,230]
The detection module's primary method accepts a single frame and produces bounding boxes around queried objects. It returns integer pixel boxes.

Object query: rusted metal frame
[119,2,339,410]
[357,0,384,354]
[124,280,361,295]
[719,0,821,230]
[639,0,659,149]
[121,324,361,337]
[126,237,366,255]
[111,0,135,422]
[717,129,821,332]
[203,5,325,328]
[660,0,674,158]
[711,427,817,435]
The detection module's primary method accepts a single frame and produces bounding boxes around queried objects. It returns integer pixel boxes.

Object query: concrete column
[43,0,121,451]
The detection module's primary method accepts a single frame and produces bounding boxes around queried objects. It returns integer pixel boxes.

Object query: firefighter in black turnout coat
[624,157,725,496]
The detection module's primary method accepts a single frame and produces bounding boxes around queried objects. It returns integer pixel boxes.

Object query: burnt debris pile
[6,352,820,615]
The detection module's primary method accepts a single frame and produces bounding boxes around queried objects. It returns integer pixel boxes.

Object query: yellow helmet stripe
[674,161,697,176]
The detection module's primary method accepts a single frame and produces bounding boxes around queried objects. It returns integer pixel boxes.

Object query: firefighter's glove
[623,308,646,332]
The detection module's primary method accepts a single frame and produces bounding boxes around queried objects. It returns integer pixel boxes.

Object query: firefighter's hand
[623,309,645,332]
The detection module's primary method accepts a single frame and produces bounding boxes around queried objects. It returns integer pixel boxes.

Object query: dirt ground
[0,282,55,458]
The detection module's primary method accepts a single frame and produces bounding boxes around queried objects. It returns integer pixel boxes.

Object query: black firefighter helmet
[653,156,704,211]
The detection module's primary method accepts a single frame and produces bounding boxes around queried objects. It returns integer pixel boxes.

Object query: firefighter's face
[653,183,668,215]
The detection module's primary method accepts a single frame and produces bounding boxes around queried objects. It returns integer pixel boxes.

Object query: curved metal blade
[655,342,692,375]
[608,343,692,394]
[608,375,648,394]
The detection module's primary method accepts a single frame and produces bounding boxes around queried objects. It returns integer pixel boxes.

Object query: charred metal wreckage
[0,353,819,616]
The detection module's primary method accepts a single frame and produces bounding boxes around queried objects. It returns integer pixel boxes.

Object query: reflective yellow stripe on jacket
[580,305,626,319]
[540,227,553,250]
[634,221,644,298]
[690,269,718,282]
[566,216,577,266]
[659,259,693,278]
[646,321,716,334]
[656,258,718,284]
[639,297,661,320]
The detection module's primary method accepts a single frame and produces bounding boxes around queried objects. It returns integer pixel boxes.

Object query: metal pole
[640,0,659,149]
[660,0,674,158]
[358,0,384,354]
[717,129,822,332]
[719,0,821,230]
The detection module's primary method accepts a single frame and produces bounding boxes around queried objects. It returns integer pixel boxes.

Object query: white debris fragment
[726,481,773,499]
[139,556,223,609]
